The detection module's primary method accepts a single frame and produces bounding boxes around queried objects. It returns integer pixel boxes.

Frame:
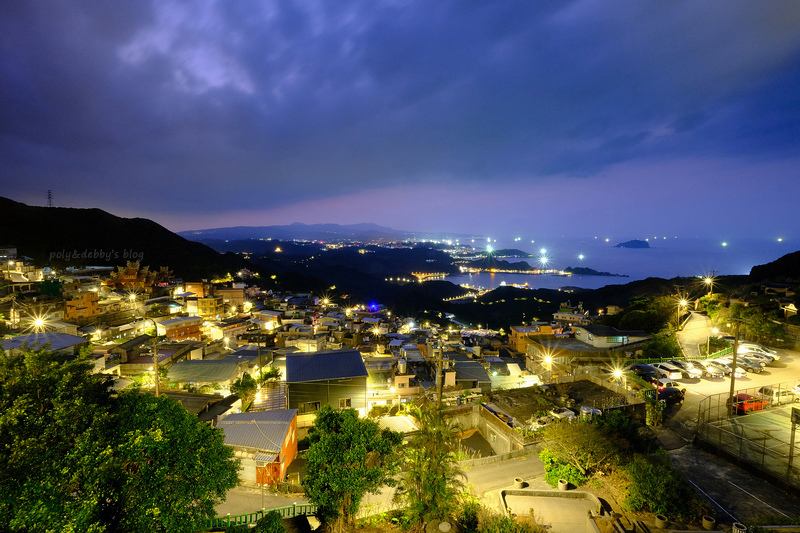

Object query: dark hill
[749,250,800,282]
[0,197,251,279]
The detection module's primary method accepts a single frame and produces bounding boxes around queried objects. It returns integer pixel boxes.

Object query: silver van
[758,386,798,406]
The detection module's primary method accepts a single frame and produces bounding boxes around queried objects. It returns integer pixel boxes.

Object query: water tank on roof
[398,359,407,374]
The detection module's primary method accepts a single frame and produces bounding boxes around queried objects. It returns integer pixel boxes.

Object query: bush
[254,510,286,533]
[458,500,481,533]
[623,452,698,519]
[539,450,588,488]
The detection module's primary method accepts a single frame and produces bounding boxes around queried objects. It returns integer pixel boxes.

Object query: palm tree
[395,403,466,528]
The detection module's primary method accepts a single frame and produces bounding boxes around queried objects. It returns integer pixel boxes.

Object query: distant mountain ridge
[179,223,479,244]
[0,197,250,279]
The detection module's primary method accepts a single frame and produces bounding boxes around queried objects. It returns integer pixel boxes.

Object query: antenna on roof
[47,190,53,207]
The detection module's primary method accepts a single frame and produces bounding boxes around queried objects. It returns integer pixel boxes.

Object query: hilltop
[0,197,251,279]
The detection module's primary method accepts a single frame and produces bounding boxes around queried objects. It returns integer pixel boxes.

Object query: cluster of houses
[1,252,652,487]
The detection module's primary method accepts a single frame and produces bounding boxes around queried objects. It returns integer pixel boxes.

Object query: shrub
[254,510,286,533]
[539,450,588,488]
[623,452,697,519]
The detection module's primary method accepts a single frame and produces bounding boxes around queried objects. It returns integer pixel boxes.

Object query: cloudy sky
[2,1,799,240]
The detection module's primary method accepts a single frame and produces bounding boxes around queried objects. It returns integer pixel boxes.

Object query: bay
[445,236,794,291]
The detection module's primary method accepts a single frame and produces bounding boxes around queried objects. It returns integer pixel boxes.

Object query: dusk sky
[2,1,800,240]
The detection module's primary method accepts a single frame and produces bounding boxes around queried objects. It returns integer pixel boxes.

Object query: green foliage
[640,334,682,360]
[618,309,662,334]
[595,410,657,453]
[458,499,481,533]
[623,452,699,519]
[368,404,392,418]
[258,365,282,384]
[395,405,466,525]
[539,450,588,487]
[539,421,626,477]
[254,510,287,533]
[302,405,403,532]
[0,347,240,533]
[231,372,258,404]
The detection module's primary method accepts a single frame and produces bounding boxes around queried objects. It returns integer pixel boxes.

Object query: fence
[207,502,318,531]
[696,382,800,491]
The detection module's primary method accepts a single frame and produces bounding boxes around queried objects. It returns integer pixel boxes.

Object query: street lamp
[706,327,718,356]
[543,355,553,383]
[704,277,713,296]
[676,299,687,329]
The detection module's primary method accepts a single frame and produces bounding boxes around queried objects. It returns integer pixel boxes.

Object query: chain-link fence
[696,381,800,489]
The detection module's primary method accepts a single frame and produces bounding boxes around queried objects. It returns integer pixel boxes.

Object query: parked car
[757,386,799,405]
[657,378,686,393]
[718,355,763,373]
[667,359,703,379]
[626,363,660,384]
[696,360,725,378]
[658,387,685,405]
[736,350,775,366]
[793,382,800,396]
[739,342,777,355]
[738,344,780,360]
[549,407,577,421]
[733,393,769,414]
[708,359,747,378]
[652,362,684,380]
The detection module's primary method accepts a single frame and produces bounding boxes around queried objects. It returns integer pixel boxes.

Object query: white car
[736,350,775,366]
[793,383,800,396]
[709,358,746,378]
[738,344,780,360]
[652,362,683,380]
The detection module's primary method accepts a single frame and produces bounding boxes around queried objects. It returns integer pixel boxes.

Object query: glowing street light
[676,299,687,329]
[707,327,718,356]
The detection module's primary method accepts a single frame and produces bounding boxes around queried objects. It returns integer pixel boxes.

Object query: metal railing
[207,502,318,530]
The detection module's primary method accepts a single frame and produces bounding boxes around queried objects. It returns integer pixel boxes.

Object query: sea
[444,236,795,291]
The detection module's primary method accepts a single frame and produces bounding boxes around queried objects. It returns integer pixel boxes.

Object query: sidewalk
[215,484,309,517]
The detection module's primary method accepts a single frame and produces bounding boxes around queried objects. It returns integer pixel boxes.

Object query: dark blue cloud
[1,0,799,235]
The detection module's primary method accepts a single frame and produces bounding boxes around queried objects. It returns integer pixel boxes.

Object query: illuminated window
[339,398,351,409]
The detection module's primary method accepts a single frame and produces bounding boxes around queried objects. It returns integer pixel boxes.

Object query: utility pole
[434,338,444,409]
[727,319,742,416]
[705,270,716,297]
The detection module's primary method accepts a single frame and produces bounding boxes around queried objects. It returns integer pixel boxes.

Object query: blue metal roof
[218,409,297,452]
[1,332,88,353]
[285,349,367,383]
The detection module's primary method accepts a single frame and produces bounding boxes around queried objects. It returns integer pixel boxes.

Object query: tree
[0,347,240,532]
[395,405,465,526]
[640,334,682,360]
[231,372,258,405]
[258,365,282,385]
[540,420,626,478]
[302,405,403,533]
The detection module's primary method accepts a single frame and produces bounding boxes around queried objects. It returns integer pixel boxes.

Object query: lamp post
[706,327,718,356]
[140,313,160,397]
[676,299,687,330]
[543,355,552,384]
